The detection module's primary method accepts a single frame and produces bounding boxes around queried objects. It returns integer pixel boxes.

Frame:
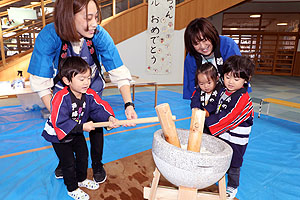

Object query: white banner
[146,0,175,74]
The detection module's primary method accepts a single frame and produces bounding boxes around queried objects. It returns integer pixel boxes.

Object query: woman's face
[192,33,213,56]
[74,0,98,38]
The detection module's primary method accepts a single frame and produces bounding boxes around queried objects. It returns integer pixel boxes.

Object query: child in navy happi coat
[190,62,223,110]
[204,55,254,199]
[42,57,119,200]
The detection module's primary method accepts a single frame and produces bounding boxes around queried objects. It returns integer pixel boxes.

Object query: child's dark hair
[195,62,218,87]
[58,56,91,82]
[222,55,254,83]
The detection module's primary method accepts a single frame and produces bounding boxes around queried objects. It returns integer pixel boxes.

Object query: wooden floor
[84,149,238,200]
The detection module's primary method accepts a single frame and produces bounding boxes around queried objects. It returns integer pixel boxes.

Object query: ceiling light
[277,22,288,26]
[230,28,238,30]
[250,14,261,18]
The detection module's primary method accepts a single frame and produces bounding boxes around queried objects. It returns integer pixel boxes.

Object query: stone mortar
[152,128,233,189]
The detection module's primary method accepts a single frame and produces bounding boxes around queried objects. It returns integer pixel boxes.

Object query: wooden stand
[144,169,227,200]
[145,106,228,200]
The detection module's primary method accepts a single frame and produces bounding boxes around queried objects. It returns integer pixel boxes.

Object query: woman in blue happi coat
[27,0,137,184]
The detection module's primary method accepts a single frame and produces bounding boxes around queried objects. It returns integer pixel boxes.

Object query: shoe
[67,188,89,200]
[226,186,238,199]
[54,164,63,179]
[78,179,99,190]
[93,165,107,183]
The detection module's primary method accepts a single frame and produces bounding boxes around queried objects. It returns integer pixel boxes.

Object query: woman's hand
[124,105,137,127]
[119,85,138,127]
[83,121,95,132]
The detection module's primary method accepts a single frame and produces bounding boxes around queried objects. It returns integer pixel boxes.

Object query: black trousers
[57,127,104,170]
[52,135,88,192]
[89,127,104,169]
[227,167,240,188]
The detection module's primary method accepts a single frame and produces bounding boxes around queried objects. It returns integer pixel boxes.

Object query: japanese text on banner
[146,0,175,74]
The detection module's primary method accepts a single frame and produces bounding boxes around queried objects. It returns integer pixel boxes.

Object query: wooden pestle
[93,116,176,128]
[155,103,181,148]
[187,108,206,152]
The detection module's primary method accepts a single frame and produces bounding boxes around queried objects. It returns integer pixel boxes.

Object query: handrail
[0,0,22,7]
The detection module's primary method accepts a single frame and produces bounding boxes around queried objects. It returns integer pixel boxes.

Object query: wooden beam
[144,186,229,200]
[41,0,46,28]
[178,186,198,200]
[0,21,6,66]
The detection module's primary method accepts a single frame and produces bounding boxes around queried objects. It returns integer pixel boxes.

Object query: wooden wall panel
[202,0,244,19]
[175,0,202,30]
[102,4,148,44]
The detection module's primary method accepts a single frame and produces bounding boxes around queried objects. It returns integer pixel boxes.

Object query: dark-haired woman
[27,0,137,185]
[183,17,241,99]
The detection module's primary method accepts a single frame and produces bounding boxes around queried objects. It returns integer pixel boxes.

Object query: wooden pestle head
[187,108,206,152]
[155,103,181,148]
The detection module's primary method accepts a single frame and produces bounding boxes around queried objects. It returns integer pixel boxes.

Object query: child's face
[197,73,216,94]
[224,72,246,93]
[67,69,91,98]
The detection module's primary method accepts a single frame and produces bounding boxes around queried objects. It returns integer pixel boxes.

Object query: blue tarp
[0,91,299,200]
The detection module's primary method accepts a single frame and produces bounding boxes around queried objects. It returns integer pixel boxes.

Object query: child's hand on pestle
[108,116,120,129]
[203,108,209,117]
[83,121,95,132]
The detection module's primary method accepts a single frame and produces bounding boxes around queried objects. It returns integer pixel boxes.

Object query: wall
[116,29,186,84]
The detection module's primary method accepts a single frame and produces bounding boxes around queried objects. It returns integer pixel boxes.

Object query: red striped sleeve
[191,90,196,98]
[51,87,69,140]
[86,88,115,117]
[209,93,252,136]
